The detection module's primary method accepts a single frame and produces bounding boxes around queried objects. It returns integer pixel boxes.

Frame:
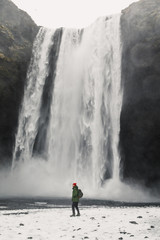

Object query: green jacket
[72,186,79,202]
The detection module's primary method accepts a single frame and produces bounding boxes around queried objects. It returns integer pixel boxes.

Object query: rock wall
[120,0,160,187]
[0,0,39,165]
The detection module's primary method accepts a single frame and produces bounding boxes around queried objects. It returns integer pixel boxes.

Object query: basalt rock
[0,0,39,165]
[120,0,160,188]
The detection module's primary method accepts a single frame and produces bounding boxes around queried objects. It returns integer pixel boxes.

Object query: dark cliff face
[0,0,39,165]
[120,0,160,188]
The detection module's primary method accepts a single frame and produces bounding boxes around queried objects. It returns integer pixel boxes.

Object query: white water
[12,28,56,166]
[9,14,124,198]
[46,15,122,192]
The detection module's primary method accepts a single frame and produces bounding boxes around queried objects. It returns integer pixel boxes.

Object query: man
[70,183,80,217]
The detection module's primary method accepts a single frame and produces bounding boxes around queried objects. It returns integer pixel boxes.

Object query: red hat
[73,183,77,186]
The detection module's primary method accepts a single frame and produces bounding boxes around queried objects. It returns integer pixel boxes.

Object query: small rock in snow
[120,231,127,234]
[129,221,138,224]
[137,216,143,218]
[19,223,24,226]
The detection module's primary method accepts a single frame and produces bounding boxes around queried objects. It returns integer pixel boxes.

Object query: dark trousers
[72,202,80,215]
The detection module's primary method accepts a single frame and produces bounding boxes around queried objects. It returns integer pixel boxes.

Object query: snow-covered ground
[0,205,160,240]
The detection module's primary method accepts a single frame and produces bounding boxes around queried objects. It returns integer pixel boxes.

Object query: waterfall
[12,28,55,166]
[12,14,122,196]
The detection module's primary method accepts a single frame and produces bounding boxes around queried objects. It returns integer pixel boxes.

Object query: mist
[0,160,159,204]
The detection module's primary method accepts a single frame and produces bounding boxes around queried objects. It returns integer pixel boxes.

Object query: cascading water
[12,28,56,166]
[11,14,122,197]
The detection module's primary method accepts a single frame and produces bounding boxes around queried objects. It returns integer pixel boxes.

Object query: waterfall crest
[12,14,122,197]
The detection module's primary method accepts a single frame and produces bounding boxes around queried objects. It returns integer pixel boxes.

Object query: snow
[0,205,160,240]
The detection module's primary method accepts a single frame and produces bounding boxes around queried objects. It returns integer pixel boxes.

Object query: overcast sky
[12,0,139,28]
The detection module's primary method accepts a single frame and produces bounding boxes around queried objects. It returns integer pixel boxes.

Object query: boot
[70,214,75,217]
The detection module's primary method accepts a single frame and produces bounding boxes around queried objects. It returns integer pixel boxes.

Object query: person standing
[70,183,80,217]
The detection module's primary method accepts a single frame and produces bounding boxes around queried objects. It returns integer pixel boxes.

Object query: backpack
[78,189,83,198]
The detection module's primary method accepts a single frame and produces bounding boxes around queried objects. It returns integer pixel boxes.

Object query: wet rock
[120,0,160,187]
